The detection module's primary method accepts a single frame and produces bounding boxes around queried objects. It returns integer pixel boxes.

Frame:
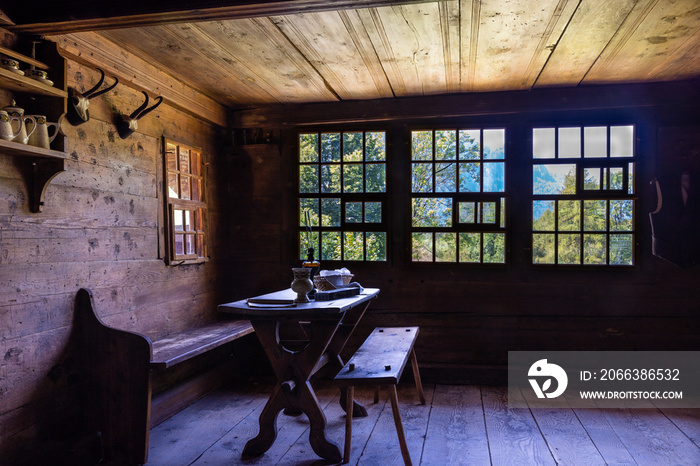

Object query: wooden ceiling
[9,0,700,110]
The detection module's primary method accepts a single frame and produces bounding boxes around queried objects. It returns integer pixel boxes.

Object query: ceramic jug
[0,110,21,141]
[26,115,59,150]
[2,103,36,145]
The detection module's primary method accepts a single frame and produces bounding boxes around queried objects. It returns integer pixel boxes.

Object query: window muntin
[411,128,506,264]
[298,131,387,261]
[165,140,207,263]
[531,125,635,266]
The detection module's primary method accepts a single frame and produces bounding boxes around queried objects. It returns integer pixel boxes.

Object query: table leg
[245,319,343,461]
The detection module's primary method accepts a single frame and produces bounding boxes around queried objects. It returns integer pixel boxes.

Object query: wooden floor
[147,381,700,465]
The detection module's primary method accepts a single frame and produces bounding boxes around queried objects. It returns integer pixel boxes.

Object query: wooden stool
[334,327,425,465]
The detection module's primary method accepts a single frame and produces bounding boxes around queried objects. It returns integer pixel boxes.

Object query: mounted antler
[66,68,119,126]
[116,91,163,139]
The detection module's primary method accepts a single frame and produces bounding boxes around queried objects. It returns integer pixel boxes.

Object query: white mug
[0,110,21,141]
[26,115,59,149]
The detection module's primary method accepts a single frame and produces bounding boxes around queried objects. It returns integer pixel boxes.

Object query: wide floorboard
[147,381,700,465]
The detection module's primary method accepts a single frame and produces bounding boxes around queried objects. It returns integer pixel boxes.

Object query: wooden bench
[75,288,255,465]
[334,327,425,465]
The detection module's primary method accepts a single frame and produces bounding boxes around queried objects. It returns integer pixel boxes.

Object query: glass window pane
[412,232,433,262]
[321,164,341,193]
[366,232,386,261]
[610,167,624,190]
[175,234,184,255]
[435,233,456,262]
[412,163,433,192]
[412,198,452,227]
[584,168,601,190]
[558,200,580,231]
[482,202,496,224]
[299,231,319,259]
[459,162,480,192]
[459,233,480,262]
[173,209,184,231]
[533,164,576,195]
[321,133,341,162]
[483,233,505,263]
[322,198,341,226]
[344,232,364,260]
[190,151,201,176]
[610,200,633,231]
[321,231,340,260]
[412,131,433,160]
[436,130,457,160]
[558,234,581,264]
[483,129,505,160]
[168,173,179,198]
[610,234,633,265]
[533,128,555,159]
[533,233,555,264]
[459,130,480,160]
[584,126,607,158]
[186,235,195,255]
[300,133,319,162]
[628,163,635,195]
[343,132,363,161]
[346,202,363,223]
[365,202,381,223]
[533,200,555,231]
[180,176,190,200]
[584,234,607,265]
[343,164,363,193]
[183,210,191,231]
[483,162,505,192]
[179,148,190,174]
[299,165,319,193]
[166,143,178,170]
[501,198,506,228]
[459,202,476,223]
[196,234,204,258]
[191,178,201,201]
[583,200,607,231]
[366,163,386,193]
[611,126,634,157]
[366,132,386,161]
[435,162,457,192]
[558,127,581,159]
[300,198,319,227]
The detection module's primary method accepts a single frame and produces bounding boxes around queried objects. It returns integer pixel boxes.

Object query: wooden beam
[51,32,228,128]
[5,0,447,34]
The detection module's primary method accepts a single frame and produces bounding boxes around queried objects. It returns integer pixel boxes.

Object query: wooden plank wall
[229,81,700,385]
[0,36,233,461]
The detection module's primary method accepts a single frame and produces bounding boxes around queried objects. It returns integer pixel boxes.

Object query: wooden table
[218,287,379,462]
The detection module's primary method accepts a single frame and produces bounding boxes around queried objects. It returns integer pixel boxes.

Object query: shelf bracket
[18,157,67,213]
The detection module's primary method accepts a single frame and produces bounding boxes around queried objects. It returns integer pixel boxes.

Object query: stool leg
[409,349,426,405]
[388,384,412,466]
[343,386,354,464]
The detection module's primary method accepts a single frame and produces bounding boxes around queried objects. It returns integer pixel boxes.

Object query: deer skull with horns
[116,91,163,139]
[66,68,119,126]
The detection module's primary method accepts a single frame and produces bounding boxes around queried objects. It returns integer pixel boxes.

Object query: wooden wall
[230,80,700,384]
[0,35,234,461]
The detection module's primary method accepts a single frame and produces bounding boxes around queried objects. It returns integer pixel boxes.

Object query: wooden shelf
[0,66,67,98]
[0,139,68,213]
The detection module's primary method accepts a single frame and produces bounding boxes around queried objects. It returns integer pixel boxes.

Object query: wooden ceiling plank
[535,0,638,88]
[459,0,481,92]
[473,0,579,92]
[6,0,448,34]
[585,0,700,84]
[439,0,461,93]
[100,25,275,107]
[270,11,389,101]
[365,3,450,96]
[50,32,228,127]
[200,18,340,103]
[357,8,407,96]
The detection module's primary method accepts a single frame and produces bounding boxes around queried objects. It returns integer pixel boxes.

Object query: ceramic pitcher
[0,110,21,141]
[26,115,59,150]
[2,103,36,145]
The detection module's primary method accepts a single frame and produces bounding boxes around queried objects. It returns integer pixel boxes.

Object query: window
[298,131,387,261]
[410,129,507,263]
[531,125,635,266]
[164,139,207,264]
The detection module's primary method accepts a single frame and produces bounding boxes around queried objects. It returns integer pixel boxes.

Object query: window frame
[162,137,208,265]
